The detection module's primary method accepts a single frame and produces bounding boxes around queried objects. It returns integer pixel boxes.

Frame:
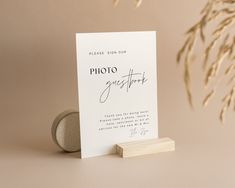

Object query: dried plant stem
[205,48,229,86]
[113,0,119,6]
[184,32,197,108]
[220,86,235,123]
[135,0,142,7]
[213,15,235,37]
[203,90,215,106]
[203,35,220,70]
[225,64,235,75]
[113,0,143,7]
[177,0,235,123]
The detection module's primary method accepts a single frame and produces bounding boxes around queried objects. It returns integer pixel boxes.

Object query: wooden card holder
[116,137,175,158]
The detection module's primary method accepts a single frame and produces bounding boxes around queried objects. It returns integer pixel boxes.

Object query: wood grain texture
[116,138,175,158]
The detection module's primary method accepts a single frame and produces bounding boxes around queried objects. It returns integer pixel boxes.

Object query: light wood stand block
[116,137,175,158]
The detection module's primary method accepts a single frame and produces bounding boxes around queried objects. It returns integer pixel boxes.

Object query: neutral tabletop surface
[1,120,235,188]
[1,0,235,187]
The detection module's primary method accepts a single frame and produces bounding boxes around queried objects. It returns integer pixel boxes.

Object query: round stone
[51,110,80,152]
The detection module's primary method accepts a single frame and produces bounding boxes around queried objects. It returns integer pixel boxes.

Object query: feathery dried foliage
[113,0,142,7]
[178,0,235,123]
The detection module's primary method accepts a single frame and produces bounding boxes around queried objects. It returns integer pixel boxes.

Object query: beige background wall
[1,0,235,187]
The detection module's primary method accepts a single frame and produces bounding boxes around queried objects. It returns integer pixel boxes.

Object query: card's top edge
[76,31,157,36]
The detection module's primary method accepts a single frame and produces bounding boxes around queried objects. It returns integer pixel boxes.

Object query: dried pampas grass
[113,0,143,7]
[178,0,235,123]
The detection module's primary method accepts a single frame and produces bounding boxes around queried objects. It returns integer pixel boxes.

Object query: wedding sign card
[76,31,158,158]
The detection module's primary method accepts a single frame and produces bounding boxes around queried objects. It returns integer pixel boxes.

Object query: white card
[76,31,158,158]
